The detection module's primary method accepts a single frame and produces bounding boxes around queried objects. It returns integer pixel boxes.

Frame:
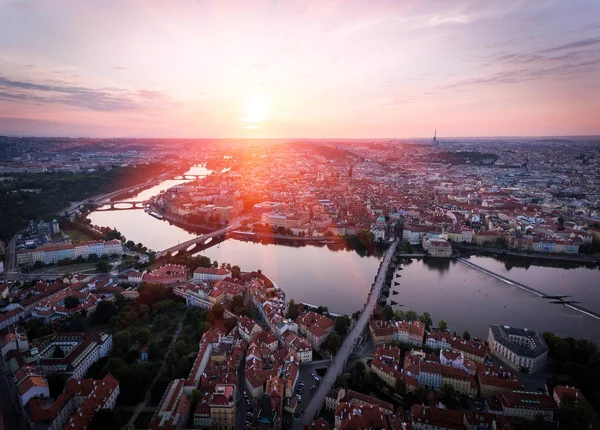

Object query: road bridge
[91,200,150,211]
[300,238,399,425]
[156,216,247,258]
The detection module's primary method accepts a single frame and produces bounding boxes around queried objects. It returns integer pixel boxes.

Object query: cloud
[441,57,600,91]
[9,1,33,10]
[540,37,600,53]
[112,66,126,70]
[0,76,173,111]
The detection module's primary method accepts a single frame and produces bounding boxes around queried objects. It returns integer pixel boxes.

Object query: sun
[242,92,269,126]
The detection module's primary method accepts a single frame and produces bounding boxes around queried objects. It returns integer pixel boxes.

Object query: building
[424,238,452,257]
[477,363,522,398]
[369,319,425,346]
[17,240,123,266]
[209,384,236,430]
[193,267,231,281]
[488,325,548,373]
[149,379,191,429]
[411,405,464,430]
[63,374,120,430]
[297,312,335,348]
[497,390,555,421]
[553,385,584,406]
[334,403,389,430]
[283,331,313,362]
[34,332,112,379]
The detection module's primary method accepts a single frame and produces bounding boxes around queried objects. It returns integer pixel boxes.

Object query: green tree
[95,260,110,273]
[394,310,405,321]
[440,383,458,409]
[231,265,241,279]
[53,345,65,358]
[286,300,299,320]
[462,331,471,340]
[224,317,237,333]
[133,327,151,345]
[64,296,79,309]
[212,303,224,319]
[383,305,394,321]
[89,300,118,325]
[405,310,418,321]
[46,373,68,398]
[557,397,599,429]
[88,409,120,430]
[335,315,350,336]
[324,333,341,353]
[112,330,131,356]
[438,319,448,333]
[419,312,433,329]
[352,310,361,320]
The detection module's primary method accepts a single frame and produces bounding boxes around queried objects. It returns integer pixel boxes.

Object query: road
[300,238,399,425]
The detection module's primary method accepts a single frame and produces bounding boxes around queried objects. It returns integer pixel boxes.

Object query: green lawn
[64,228,92,244]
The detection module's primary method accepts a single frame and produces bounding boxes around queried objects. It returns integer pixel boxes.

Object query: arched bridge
[156,216,247,258]
[92,200,150,211]
[171,174,206,180]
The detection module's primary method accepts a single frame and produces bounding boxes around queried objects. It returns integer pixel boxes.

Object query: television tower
[432,130,437,145]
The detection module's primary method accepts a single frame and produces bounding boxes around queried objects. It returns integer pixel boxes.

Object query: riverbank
[454,243,600,266]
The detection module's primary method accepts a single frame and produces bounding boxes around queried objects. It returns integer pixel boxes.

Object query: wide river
[89,168,600,343]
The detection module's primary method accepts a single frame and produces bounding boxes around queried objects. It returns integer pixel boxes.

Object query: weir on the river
[456,257,600,321]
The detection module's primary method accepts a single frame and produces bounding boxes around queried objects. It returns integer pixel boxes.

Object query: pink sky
[0,0,599,138]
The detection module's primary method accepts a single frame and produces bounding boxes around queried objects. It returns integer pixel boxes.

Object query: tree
[438,319,448,333]
[231,265,241,279]
[557,396,599,429]
[212,260,219,268]
[335,315,350,336]
[64,296,79,309]
[419,312,433,330]
[95,260,110,273]
[285,300,299,320]
[394,309,405,321]
[440,383,458,409]
[212,303,224,319]
[113,330,131,356]
[47,373,68,398]
[88,409,120,430]
[52,345,65,358]
[352,310,361,320]
[405,310,418,321]
[89,300,118,325]
[228,295,244,313]
[224,317,237,333]
[324,333,341,353]
[462,331,471,340]
[383,305,394,321]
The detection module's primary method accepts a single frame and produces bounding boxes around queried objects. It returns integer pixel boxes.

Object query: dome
[376,215,386,223]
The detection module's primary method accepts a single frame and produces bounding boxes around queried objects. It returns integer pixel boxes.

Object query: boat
[149,211,164,220]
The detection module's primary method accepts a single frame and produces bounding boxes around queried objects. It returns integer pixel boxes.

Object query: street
[300,239,399,425]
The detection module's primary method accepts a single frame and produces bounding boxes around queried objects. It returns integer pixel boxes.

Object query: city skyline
[1,0,600,138]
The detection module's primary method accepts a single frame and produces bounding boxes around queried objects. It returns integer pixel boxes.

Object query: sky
[0,0,599,138]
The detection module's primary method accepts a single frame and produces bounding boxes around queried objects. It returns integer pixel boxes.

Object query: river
[88,167,600,343]
[391,257,600,343]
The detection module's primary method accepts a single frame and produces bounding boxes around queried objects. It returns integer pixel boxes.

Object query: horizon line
[2,134,600,140]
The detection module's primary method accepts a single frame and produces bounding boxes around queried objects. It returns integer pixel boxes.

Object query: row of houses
[17,239,123,266]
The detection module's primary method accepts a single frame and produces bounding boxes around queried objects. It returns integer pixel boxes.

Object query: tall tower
[432,130,437,145]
